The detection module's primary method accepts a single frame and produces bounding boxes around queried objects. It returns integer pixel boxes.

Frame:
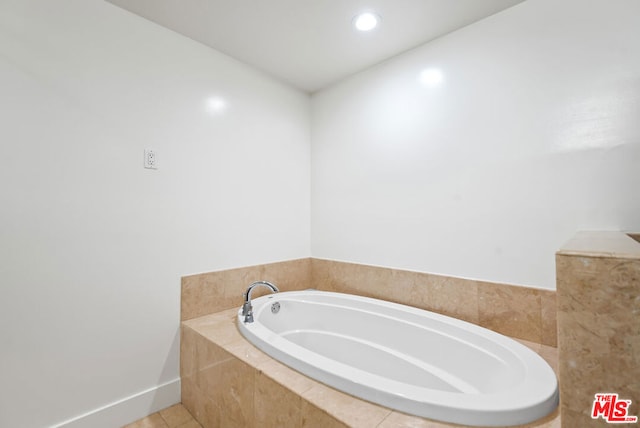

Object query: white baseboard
[52,378,181,428]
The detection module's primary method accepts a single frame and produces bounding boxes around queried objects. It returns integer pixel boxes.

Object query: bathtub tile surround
[311,259,480,324]
[182,309,559,427]
[556,231,640,428]
[181,258,311,321]
[181,311,351,427]
[478,281,544,345]
[311,259,557,346]
[254,370,303,427]
[181,322,256,427]
[541,292,558,349]
[179,258,560,426]
[183,258,557,346]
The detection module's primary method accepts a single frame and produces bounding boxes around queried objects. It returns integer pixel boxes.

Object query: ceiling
[105,0,526,93]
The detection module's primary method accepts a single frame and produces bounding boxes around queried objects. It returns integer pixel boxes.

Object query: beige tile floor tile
[122,413,168,428]
[123,404,201,428]
[159,403,194,427]
[175,421,203,428]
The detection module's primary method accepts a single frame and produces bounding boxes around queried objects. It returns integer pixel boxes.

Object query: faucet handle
[242,301,252,316]
[242,302,254,322]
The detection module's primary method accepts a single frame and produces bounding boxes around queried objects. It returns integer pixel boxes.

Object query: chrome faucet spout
[242,281,279,323]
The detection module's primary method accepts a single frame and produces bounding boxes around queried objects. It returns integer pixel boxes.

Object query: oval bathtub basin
[237,290,558,427]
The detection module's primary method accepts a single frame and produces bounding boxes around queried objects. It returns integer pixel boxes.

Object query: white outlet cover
[144,149,157,169]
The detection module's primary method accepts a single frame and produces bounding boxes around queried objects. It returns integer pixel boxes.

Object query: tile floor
[123,403,202,428]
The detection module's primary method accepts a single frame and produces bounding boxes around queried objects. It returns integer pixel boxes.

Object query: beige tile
[312,260,425,316]
[180,377,198,423]
[225,337,272,367]
[195,343,252,401]
[176,421,202,428]
[159,404,193,428]
[188,258,555,345]
[191,342,245,426]
[181,258,312,321]
[353,263,395,300]
[310,258,334,291]
[559,407,590,428]
[180,326,197,378]
[310,259,557,345]
[537,344,559,376]
[557,251,640,427]
[557,314,612,416]
[320,259,359,294]
[426,275,479,324]
[190,310,273,368]
[181,378,215,428]
[123,413,169,428]
[180,273,220,322]
[198,396,220,428]
[184,310,242,347]
[216,268,255,314]
[301,383,391,428]
[540,289,557,347]
[389,268,428,308]
[478,281,542,343]
[312,259,389,298]
[194,332,234,382]
[377,411,451,427]
[313,259,418,310]
[254,370,302,427]
[300,400,349,428]
[216,258,310,311]
[326,258,554,353]
[215,359,256,427]
[517,407,561,428]
[190,355,252,428]
[257,358,318,395]
[261,257,312,291]
[378,407,560,428]
[514,337,542,354]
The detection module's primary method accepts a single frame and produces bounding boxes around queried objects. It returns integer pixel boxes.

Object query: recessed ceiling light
[353,12,380,32]
[419,68,444,87]
[205,96,227,115]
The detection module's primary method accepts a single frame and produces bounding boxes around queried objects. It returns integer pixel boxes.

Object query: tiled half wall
[181,258,557,347]
[556,231,640,427]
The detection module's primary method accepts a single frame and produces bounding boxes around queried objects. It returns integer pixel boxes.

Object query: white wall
[0,1,310,427]
[3,0,640,426]
[311,0,640,289]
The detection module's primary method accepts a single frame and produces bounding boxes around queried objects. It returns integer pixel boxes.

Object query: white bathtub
[237,290,558,426]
